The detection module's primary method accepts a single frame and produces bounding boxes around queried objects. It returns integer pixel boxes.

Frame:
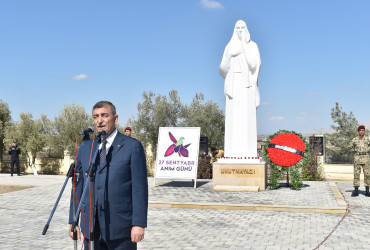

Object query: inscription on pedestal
[221,168,256,175]
[213,162,267,191]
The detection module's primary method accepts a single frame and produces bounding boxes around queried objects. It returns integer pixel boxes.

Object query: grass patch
[0,185,35,194]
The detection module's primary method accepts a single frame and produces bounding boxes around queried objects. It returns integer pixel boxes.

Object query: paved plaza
[1,174,370,249]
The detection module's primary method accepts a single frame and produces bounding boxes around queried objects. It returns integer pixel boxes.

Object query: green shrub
[197,155,212,179]
[302,148,324,181]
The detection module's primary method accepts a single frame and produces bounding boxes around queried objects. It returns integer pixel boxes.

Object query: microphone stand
[72,133,104,250]
[42,133,90,250]
[42,162,76,235]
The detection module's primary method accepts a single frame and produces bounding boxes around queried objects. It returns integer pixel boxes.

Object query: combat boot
[352,186,359,197]
[366,186,370,197]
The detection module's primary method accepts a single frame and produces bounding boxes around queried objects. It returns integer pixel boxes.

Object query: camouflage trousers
[353,163,370,187]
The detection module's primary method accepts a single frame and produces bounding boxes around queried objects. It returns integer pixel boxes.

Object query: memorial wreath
[263,130,310,190]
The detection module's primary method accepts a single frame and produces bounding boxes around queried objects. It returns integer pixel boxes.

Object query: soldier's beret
[358,125,365,131]
[13,140,17,143]
[124,127,131,131]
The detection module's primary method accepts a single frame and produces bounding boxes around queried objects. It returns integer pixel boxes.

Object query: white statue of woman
[219,20,261,157]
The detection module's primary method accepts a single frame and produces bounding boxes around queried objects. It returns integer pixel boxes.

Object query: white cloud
[72,74,88,80]
[269,116,284,121]
[299,112,307,115]
[344,85,353,89]
[364,84,369,88]
[200,0,224,10]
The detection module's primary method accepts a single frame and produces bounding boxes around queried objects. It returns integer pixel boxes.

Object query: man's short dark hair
[93,101,116,116]
[211,147,217,152]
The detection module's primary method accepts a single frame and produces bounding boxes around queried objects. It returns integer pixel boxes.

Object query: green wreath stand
[263,130,310,190]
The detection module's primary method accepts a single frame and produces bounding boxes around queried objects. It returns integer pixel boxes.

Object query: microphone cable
[73,135,87,250]
[87,136,96,250]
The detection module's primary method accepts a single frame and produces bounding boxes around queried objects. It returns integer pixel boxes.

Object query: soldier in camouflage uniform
[350,125,370,197]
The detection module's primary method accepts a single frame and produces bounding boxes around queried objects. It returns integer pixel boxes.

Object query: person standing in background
[125,127,132,137]
[8,140,21,176]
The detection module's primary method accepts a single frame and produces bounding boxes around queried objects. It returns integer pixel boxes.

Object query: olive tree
[49,104,93,157]
[127,90,225,175]
[127,90,183,158]
[5,113,50,165]
[181,93,224,150]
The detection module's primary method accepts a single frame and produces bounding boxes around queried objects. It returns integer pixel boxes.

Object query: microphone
[79,127,94,135]
[97,129,108,137]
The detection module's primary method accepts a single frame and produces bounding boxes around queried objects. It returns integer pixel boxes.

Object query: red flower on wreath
[267,133,305,167]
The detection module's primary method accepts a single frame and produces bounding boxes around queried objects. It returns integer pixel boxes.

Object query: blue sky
[1,0,369,134]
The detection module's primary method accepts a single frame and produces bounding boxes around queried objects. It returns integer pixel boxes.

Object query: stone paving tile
[315,182,370,250]
[1,178,370,249]
[149,180,338,207]
[0,185,73,249]
[139,207,343,249]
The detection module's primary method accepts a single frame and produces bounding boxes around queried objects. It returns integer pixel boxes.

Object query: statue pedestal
[213,161,267,191]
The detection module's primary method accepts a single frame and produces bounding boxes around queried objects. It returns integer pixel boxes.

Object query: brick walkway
[0,174,369,249]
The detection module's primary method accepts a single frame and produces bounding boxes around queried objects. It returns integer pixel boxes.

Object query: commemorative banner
[154,127,200,188]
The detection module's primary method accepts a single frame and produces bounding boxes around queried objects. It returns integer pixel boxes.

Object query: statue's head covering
[233,20,250,43]
[226,20,251,56]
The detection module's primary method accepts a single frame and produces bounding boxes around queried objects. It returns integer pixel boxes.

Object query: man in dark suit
[68,101,148,250]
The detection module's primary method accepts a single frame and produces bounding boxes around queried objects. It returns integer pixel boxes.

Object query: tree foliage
[1,92,224,174]
[2,103,93,165]
[127,90,183,158]
[5,113,49,165]
[127,90,225,161]
[326,102,358,163]
[0,100,11,161]
[181,93,224,149]
[50,104,93,157]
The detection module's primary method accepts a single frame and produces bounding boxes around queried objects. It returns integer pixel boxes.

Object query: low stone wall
[1,155,72,175]
[0,161,28,173]
[323,164,358,181]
